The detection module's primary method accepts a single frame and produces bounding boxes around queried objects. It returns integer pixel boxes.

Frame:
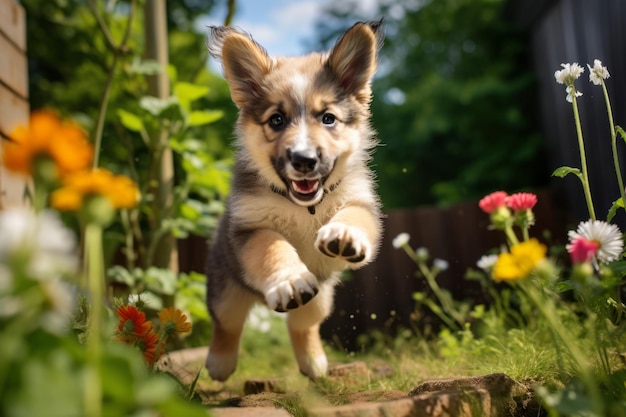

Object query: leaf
[166,64,178,83]
[128,57,163,75]
[552,166,582,179]
[174,82,210,113]
[107,265,137,286]
[617,125,626,143]
[139,96,179,117]
[140,267,178,295]
[188,110,223,126]
[174,82,210,103]
[117,109,145,133]
[607,197,624,223]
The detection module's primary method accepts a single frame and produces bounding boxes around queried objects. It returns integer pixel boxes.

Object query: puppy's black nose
[287,150,319,173]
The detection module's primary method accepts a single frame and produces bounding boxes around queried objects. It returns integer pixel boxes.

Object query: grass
[190,304,583,412]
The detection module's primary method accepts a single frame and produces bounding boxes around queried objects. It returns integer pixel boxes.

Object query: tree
[312,0,549,208]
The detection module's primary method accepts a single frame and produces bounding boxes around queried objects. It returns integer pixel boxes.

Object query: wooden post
[143,0,179,285]
[0,0,30,209]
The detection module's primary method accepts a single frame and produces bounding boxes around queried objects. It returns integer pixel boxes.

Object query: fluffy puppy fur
[205,21,383,381]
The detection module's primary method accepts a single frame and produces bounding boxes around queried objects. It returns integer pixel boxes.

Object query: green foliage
[0,240,206,417]
[21,0,236,257]
[314,0,548,208]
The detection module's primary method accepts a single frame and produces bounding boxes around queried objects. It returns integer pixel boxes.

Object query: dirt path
[157,347,545,417]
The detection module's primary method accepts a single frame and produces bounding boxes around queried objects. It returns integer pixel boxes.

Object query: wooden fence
[0,0,29,209]
[180,190,569,349]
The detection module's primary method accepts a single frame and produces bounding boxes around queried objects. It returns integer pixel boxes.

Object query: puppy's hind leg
[206,284,255,381]
[286,283,334,379]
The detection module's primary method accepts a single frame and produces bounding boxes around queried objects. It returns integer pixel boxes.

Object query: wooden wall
[0,0,29,209]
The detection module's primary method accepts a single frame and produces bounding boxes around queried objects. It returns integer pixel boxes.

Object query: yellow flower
[2,110,93,179]
[493,238,547,281]
[158,306,192,335]
[51,169,139,211]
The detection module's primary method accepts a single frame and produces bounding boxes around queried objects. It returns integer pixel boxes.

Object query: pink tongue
[294,180,318,194]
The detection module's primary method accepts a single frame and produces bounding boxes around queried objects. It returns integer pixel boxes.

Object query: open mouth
[289,179,322,203]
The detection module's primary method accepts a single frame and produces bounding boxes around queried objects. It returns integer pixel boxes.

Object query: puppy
[205,21,383,381]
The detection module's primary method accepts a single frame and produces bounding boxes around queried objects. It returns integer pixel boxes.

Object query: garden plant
[393,59,626,417]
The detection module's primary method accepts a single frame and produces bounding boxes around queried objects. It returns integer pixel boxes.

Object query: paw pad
[316,223,370,263]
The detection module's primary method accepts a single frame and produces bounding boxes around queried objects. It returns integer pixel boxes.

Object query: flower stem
[601,80,626,217]
[521,281,604,416]
[84,223,104,417]
[571,92,596,221]
[88,0,137,168]
[504,223,519,246]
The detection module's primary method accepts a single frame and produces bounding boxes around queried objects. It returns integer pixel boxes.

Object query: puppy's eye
[321,113,336,126]
[268,113,285,130]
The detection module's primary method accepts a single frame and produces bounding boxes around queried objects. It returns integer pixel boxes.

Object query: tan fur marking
[328,205,381,244]
[239,230,301,286]
[209,322,242,356]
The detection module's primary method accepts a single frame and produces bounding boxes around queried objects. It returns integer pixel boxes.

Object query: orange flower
[51,168,139,211]
[2,110,93,178]
[116,305,152,339]
[158,306,192,335]
[140,330,163,364]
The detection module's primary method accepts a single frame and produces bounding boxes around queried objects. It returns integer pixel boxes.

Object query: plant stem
[416,259,463,329]
[84,223,104,417]
[521,281,604,416]
[571,91,596,221]
[601,80,626,217]
[504,223,519,246]
[89,0,137,168]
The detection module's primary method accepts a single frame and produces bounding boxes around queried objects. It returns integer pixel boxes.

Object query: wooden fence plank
[0,31,28,98]
[0,139,30,208]
[0,0,26,50]
[0,0,29,209]
[0,82,28,138]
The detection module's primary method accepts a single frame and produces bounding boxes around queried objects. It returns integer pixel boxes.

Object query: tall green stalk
[84,223,104,417]
[571,90,597,221]
[601,80,626,214]
[88,0,137,168]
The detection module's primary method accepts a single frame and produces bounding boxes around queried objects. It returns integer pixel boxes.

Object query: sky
[198,0,380,58]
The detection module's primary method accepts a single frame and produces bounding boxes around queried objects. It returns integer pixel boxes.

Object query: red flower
[116,305,152,339]
[479,191,508,214]
[140,330,163,364]
[506,192,538,211]
[567,236,599,264]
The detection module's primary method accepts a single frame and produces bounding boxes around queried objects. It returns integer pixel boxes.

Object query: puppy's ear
[207,26,273,107]
[327,20,383,102]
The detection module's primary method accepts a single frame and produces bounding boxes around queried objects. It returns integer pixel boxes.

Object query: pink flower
[506,192,538,211]
[567,236,599,264]
[479,191,508,214]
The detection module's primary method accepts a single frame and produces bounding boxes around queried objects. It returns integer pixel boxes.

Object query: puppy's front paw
[316,222,371,264]
[206,349,237,382]
[264,266,319,312]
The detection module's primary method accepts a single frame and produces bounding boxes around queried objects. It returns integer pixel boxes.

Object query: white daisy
[392,233,410,249]
[476,254,499,272]
[567,220,623,264]
[433,258,449,271]
[0,208,78,280]
[554,63,584,85]
[587,59,610,86]
[565,86,583,103]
